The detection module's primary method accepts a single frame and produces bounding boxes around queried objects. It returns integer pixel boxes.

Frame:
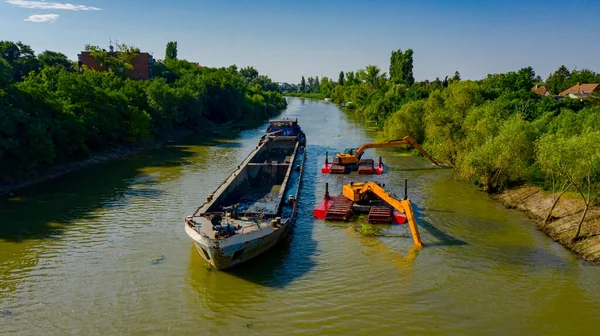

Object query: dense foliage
[0,40,286,181]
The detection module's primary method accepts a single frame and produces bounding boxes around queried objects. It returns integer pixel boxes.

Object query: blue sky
[1,0,599,83]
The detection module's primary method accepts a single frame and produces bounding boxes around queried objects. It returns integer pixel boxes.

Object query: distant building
[77,51,154,80]
[559,82,599,98]
[531,85,551,96]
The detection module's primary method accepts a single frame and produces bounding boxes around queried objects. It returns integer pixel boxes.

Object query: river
[1,98,599,335]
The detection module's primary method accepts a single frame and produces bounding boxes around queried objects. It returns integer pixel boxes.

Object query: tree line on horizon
[0,40,286,182]
[290,48,600,241]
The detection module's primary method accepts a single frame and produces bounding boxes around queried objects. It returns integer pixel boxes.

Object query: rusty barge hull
[185,122,306,270]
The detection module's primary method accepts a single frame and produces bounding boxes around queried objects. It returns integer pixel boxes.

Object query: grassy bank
[284,92,328,100]
[495,185,600,264]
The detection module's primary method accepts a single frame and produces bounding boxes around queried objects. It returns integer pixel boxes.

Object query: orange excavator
[322,136,446,174]
[313,180,423,247]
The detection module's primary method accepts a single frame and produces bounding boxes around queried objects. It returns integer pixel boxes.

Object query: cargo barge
[185,119,306,270]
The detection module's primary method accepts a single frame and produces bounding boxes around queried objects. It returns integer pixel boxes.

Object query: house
[77,51,154,80]
[531,85,551,96]
[559,82,599,98]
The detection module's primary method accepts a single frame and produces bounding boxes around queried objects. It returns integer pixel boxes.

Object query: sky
[1,0,599,83]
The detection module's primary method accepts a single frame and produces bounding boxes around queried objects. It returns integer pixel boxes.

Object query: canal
[1,98,599,335]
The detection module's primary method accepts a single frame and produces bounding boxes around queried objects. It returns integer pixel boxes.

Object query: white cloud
[7,0,101,11]
[24,13,59,22]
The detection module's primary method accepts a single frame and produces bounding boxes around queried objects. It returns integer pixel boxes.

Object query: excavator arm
[342,182,423,247]
[335,136,443,166]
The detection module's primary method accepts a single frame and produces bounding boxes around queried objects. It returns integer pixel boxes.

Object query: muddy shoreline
[494,185,600,264]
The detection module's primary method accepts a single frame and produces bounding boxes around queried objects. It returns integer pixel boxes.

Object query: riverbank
[284,92,328,100]
[0,131,187,197]
[494,184,600,264]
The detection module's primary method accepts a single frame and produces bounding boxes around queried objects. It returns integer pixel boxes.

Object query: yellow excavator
[342,181,422,247]
[336,136,441,165]
[322,136,446,174]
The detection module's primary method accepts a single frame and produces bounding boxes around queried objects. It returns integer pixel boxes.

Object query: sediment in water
[494,184,600,264]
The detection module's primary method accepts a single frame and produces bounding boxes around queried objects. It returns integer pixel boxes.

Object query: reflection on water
[2,98,600,335]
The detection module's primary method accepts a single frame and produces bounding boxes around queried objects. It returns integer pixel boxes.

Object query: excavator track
[358,159,375,174]
[330,163,347,174]
[367,206,392,224]
[324,195,353,221]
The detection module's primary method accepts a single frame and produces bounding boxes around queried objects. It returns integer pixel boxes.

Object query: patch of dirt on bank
[494,184,600,264]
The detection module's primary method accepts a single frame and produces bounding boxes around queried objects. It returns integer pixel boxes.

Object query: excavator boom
[342,182,422,247]
[335,136,442,166]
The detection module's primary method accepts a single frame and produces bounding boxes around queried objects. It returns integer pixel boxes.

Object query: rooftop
[559,82,600,96]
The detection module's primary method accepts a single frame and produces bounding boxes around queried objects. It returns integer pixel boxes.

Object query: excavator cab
[343,148,357,155]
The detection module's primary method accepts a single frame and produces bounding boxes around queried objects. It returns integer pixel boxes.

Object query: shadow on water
[0,137,234,242]
[411,203,468,248]
[186,144,325,288]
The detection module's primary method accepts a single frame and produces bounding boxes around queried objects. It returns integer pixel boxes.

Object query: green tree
[0,56,12,86]
[338,71,345,86]
[38,50,73,70]
[307,77,315,92]
[300,76,306,93]
[465,115,534,192]
[165,41,178,60]
[363,65,384,91]
[565,131,600,240]
[389,48,414,85]
[453,71,461,81]
[536,133,574,224]
[424,80,483,165]
[346,71,356,85]
[380,100,426,143]
[0,41,41,81]
[545,65,571,95]
[240,66,259,83]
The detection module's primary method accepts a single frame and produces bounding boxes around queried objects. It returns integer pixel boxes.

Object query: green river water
[1,98,599,335]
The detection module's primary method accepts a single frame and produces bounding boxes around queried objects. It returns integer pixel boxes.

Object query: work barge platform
[313,180,422,247]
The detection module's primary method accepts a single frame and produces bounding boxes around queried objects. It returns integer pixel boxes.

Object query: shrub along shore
[0,40,287,194]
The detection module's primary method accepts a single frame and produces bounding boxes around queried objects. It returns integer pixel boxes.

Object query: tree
[381,100,426,143]
[453,71,461,81]
[240,66,258,83]
[363,65,384,91]
[38,50,73,70]
[0,56,12,86]
[307,77,315,92]
[338,71,345,86]
[565,131,600,240]
[536,133,574,224]
[300,76,306,93]
[165,41,178,60]
[545,65,571,95]
[466,115,534,192]
[424,80,483,165]
[389,48,414,85]
[320,77,332,96]
[0,41,41,81]
[346,71,356,85]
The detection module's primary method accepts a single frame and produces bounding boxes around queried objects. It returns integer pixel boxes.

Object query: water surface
[1,98,599,335]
